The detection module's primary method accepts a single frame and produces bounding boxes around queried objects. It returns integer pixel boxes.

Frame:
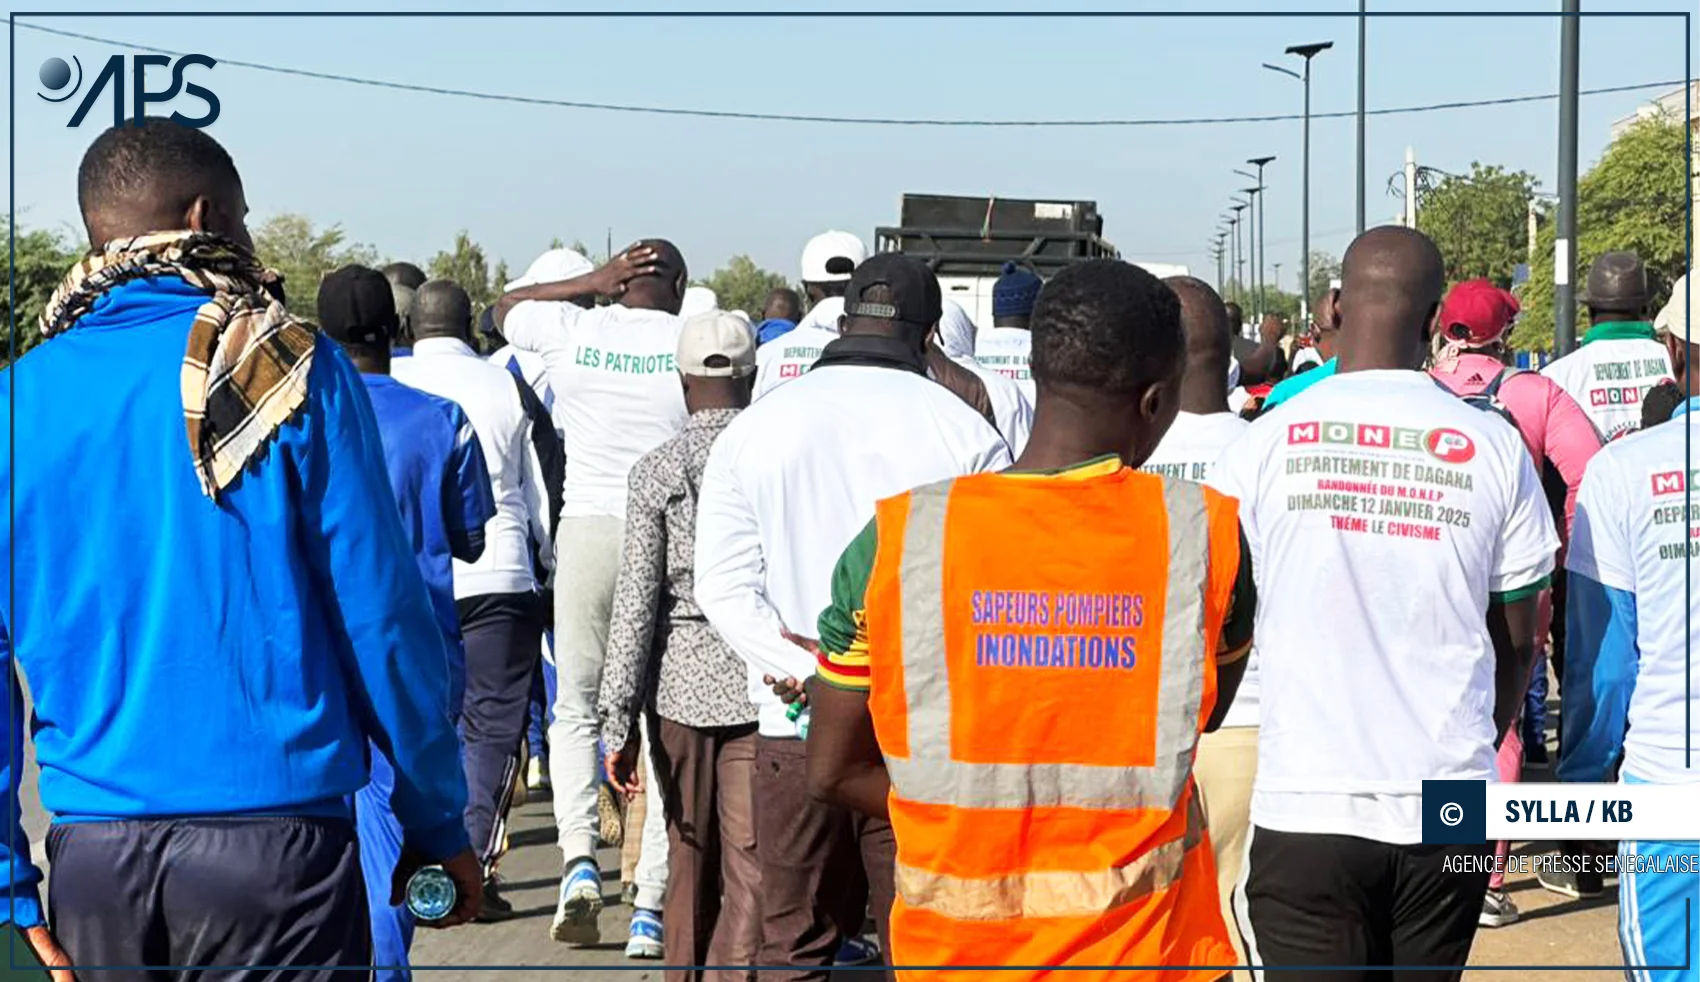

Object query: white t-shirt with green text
[754,325,840,401]
[1541,336,1671,442]
[1210,370,1558,844]
[504,301,688,519]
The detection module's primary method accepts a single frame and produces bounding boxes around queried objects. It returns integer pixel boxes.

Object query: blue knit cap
[992,262,1043,318]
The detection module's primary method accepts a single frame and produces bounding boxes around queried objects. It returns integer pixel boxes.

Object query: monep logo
[38,54,219,128]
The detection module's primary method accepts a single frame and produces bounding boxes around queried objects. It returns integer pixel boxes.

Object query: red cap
[1440,279,1521,345]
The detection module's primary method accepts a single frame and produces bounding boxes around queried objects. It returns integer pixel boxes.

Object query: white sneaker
[625,908,664,959]
[550,860,604,945]
[526,756,550,791]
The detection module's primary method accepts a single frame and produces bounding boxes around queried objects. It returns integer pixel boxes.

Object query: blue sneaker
[626,908,664,959]
[550,860,603,945]
[835,936,880,966]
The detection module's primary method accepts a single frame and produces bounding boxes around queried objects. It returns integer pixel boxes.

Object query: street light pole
[1227,214,1241,306]
[1555,0,1581,355]
[1357,0,1367,236]
[1267,41,1332,326]
[1241,186,1265,317]
[1247,155,1276,315]
[1232,202,1250,309]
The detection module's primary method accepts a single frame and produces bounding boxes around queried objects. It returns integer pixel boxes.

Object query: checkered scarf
[39,231,317,499]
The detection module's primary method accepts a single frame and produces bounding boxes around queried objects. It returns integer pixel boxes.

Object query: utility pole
[1357,0,1367,235]
[1555,0,1581,355]
[1527,197,1539,262]
[1404,147,1418,229]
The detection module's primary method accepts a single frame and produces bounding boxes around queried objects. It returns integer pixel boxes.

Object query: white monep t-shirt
[1565,412,1700,784]
[754,325,839,401]
[949,353,1032,458]
[974,327,1035,404]
[1541,336,1671,442]
[502,301,688,519]
[1141,411,1260,729]
[1210,370,1558,844]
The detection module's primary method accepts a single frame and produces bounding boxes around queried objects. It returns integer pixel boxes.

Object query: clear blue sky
[7,1,1696,293]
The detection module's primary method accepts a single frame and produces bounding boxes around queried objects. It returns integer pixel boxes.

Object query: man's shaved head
[411,279,475,342]
[622,238,689,314]
[1165,276,1234,414]
[1334,226,1446,371]
[76,119,249,251]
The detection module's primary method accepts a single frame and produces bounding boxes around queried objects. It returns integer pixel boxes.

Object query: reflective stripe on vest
[883,475,1210,812]
[894,788,1208,922]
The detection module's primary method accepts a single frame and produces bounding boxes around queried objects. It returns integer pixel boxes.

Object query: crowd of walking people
[2,118,1695,982]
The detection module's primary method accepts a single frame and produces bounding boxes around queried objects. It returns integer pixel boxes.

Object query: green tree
[1416,163,1541,286]
[428,231,497,311]
[697,255,790,317]
[1,218,80,363]
[1513,116,1688,352]
[252,213,378,319]
[1305,251,1342,306]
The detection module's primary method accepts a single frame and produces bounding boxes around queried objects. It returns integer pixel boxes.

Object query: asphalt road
[13,674,1629,980]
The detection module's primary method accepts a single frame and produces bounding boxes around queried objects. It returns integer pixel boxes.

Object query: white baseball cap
[1655,272,1692,342]
[681,286,720,319]
[801,231,868,283]
[678,310,756,378]
[506,248,595,292]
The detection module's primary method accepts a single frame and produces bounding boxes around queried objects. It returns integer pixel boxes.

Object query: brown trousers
[652,719,762,982]
[754,736,895,982]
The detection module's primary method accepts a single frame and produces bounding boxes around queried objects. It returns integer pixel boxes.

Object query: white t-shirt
[1565,412,1700,784]
[974,327,1035,404]
[946,353,1032,458]
[695,363,1013,737]
[754,325,839,401]
[1141,411,1260,729]
[795,296,844,335]
[502,301,689,519]
[392,337,553,598]
[1210,370,1559,844]
[1541,336,1672,442]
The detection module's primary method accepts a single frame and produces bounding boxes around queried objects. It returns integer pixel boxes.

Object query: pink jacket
[1431,352,1602,541]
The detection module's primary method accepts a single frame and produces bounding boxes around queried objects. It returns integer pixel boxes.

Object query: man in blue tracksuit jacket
[0,120,482,977]
[319,266,498,980]
[1560,275,1699,982]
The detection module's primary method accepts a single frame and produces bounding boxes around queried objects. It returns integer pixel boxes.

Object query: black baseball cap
[317,265,398,347]
[843,254,942,331]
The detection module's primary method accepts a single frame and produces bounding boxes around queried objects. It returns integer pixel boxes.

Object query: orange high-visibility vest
[864,466,1242,982]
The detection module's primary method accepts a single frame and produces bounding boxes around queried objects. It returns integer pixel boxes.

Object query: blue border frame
[6,5,1693,971]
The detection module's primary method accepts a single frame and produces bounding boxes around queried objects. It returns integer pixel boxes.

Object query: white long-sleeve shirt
[394,337,553,597]
[694,357,1012,737]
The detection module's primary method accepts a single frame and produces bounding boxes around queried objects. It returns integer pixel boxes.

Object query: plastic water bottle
[788,701,811,740]
[405,865,458,922]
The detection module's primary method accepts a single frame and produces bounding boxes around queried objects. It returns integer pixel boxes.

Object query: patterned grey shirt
[599,408,758,748]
